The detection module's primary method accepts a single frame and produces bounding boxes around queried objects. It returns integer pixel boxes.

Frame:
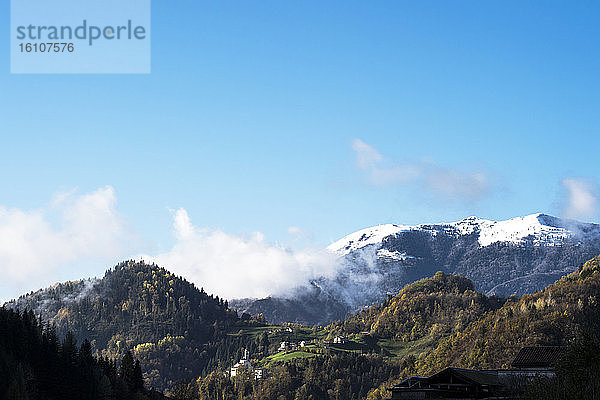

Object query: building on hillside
[332,336,347,344]
[230,359,252,378]
[278,341,298,352]
[388,346,566,399]
[230,348,253,378]
[229,349,267,380]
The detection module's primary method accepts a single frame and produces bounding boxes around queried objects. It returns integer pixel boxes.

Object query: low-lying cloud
[141,208,339,299]
[351,138,489,200]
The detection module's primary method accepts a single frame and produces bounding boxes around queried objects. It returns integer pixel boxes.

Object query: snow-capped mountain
[328,213,599,254]
[232,213,600,325]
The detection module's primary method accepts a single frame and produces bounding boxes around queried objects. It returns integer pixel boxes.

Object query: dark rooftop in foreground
[510,346,567,369]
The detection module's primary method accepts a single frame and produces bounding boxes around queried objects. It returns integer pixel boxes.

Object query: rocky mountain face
[231,214,600,325]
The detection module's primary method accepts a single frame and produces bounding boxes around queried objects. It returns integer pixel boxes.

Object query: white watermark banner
[11,0,151,73]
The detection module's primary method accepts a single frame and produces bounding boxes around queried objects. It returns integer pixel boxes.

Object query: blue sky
[1,1,599,300]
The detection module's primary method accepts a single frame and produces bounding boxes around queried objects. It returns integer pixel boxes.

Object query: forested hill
[4,261,251,390]
[328,272,503,341]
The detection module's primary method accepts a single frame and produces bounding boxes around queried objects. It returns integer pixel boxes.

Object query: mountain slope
[4,260,251,390]
[233,213,600,325]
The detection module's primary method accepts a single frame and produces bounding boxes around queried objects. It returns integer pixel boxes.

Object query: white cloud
[562,178,598,220]
[351,138,489,200]
[0,186,135,300]
[351,139,383,169]
[425,167,488,199]
[287,226,302,235]
[141,209,339,299]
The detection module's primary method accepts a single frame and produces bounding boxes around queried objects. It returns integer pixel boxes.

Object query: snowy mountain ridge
[328,213,600,255]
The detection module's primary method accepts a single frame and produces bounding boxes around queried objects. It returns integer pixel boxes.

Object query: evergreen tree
[133,359,145,392]
[5,364,29,400]
[61,331,78,367]
[120,351,136,391]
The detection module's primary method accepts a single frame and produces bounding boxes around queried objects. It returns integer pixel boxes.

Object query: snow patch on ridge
[327,224,412,255]
[376,249,414,261]
[462,213,569,247]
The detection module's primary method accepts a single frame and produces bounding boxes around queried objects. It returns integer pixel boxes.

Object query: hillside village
[227,324,354,379]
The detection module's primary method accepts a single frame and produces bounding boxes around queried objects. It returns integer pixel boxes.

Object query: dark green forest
[0,307,163,400]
